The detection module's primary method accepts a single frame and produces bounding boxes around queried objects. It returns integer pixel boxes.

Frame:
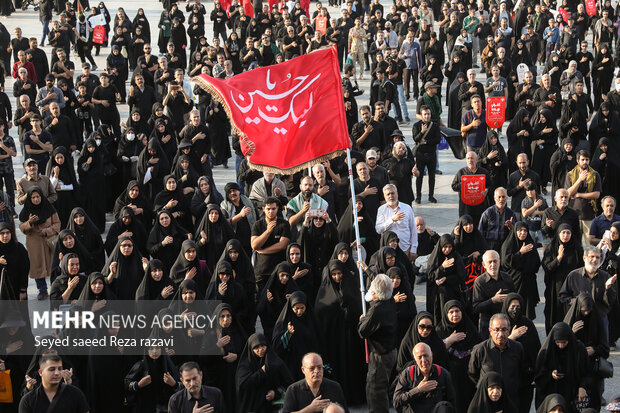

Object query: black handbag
[594,357,613,379]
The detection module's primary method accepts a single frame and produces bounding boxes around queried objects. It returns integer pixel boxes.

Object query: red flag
[486,96,506,128]
[76,0,83,15]
[461,175,486,206]
[585,0,596,16]
[241,0,254,17]
[193,46,350,173]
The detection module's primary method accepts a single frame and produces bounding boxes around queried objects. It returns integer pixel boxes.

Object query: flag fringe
[192,75,344,174]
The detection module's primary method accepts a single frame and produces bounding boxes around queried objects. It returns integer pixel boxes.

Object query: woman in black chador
[541,223,583,333]
[534,322,589,410]
[467,372,518,413]
[426,234,466,323]
[437,300,480,413]
[102,236,147,300]
[397,311,450,372]
[194,203,234,273]
[500,222,541,319]
[78,136,106,232]
[67,207,105,270]
[314,259,366,405]
[272,291,320,380]
[257,262,300,342]
[146,210,188,273]
[235,332,294,413]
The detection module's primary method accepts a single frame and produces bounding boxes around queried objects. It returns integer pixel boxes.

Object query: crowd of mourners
[0,0,618,411]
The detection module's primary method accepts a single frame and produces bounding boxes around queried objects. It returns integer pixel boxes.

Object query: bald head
[325,404,346,413]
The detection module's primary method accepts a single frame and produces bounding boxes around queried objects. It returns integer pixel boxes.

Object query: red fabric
[92,25,106,45]
[315,16,327,35]
[242,0,254,17]
[585,0,596,16]
[219,0,231,14]
[12,61,37,83]
[486,96,506,128]
[460,175,486,206]
[300,0,310,15]
[193,46,350,172]
[267,0,278,12]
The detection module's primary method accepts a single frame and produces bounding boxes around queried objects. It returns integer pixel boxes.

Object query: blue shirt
[462,109,487,148]
[544,26,560,44]
[589,213,620,239]
[479,205,516,242]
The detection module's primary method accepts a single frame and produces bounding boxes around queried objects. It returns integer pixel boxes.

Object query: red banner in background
[486,96,506,129]
[585,0,597,16]
[461,175,486,206]
[315,16,327,35]
[242,0,254,17]
[192,46,350,173]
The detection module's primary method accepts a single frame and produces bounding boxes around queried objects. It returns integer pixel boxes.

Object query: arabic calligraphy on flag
[192,46,350,173]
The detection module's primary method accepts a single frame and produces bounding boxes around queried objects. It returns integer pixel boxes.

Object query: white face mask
[126,133,135,141]
[95,139,101,146]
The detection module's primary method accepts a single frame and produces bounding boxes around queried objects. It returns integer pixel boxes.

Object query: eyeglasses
[418,324,433,330]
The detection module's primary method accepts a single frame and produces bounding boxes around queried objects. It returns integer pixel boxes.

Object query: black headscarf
[272,291,320,376]
[0,222,29,301]
[217,238,255,292]
[169,239,208,294]
[102,236,144,300]
[257,263,300,329]
[18,186,56,224]
[397,311,450,372]
[563,292,608,356]
[436,299,479,352]
[45,146,79,189]
[329,242,357,276]
[536,393,568,413]
[77,272,117,303]
[534,322,588,407]
[337,196,379,256]
[135,259,175,301]
[235,332,293,412]
[113,180,152,222]
[190,175,224,219]
[195,204,235,271]
[453,214,488,259]
[467,372,517,413]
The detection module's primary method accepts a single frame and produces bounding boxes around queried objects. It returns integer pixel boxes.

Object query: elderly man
[565,149,602,246]
[458,69,485,112]
[451,151,491,227]
[472,250,515,336]
[168,362,225,413]
[541,188,582,242]
[393,342,456,412]
[376,184,418,261]
[478,187,516,251]
[382,141,416,206]
[287,176,329,233]
[589,196,620,245]
[43,101,76,151]
[358,274,397,413]
[282,353,348,413]
[559,246,617,335]
[468,313,528,412]
[249,172,288,212]
[312,163,339,223]
[16,158,57,206]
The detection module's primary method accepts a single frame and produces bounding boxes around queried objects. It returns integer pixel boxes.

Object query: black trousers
[404,68,419,98]
[415,151,437,198]
[366,349,396,413]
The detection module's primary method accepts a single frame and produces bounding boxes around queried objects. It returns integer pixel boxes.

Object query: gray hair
[584,246,601,256]
[601,195,616,206]
[490,313,509,327]
[383,184,397,194]
[366,274,393,301]
[482,250,499,262]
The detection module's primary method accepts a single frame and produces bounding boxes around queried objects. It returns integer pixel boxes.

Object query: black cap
[225,182,240,194]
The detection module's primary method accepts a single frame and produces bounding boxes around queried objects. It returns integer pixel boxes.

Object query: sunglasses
[418,324,433,330]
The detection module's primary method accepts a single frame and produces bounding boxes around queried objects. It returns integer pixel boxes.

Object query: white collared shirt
[375,201,418,253]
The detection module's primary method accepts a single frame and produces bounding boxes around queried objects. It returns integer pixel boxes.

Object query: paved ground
[1,0,618,410]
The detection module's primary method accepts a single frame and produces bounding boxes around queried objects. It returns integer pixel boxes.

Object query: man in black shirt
[351,104,385,152]
[412,105,440,204]
[51,48,74,91]
[541,188,582,241]
[507,153,540,215]
[26,38,49,89]
[376,67,402,123]
[282,353,348,413]
[127,73,157,119]
[92,72,121,138]
[471,250,516,336]
[468,313,528,412]
[19,354,89,413]
[44,101,76,151]
[168,362,225,413]
[251,197,291,292]
[354,161,382,220]
[136,43,159,88]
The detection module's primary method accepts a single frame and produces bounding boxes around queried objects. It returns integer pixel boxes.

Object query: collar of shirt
[580,267,600,280]
[489,337,512,350]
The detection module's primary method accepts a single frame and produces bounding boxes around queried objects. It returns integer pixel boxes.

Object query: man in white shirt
[375,184,418,261]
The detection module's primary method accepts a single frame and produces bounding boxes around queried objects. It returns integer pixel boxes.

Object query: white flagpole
[346,148,369,362]
[346,148,367,316]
